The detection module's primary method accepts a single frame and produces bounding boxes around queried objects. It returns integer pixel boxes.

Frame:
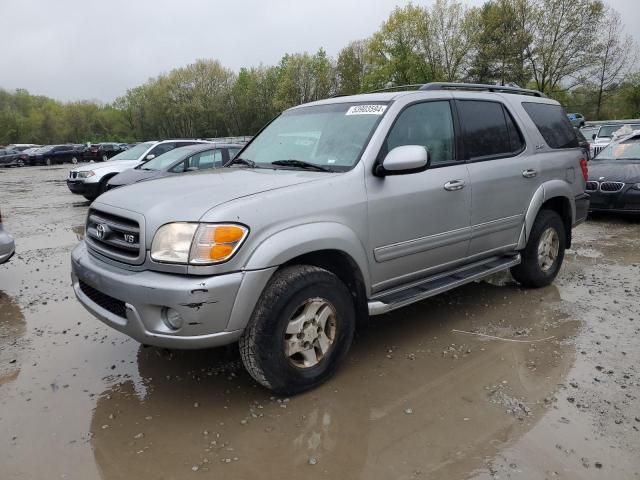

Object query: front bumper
[70,242,272,349]
[587,186,640,213]
[67,179,100,197]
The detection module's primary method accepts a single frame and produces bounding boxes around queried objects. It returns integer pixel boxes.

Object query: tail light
[579,158,588,181]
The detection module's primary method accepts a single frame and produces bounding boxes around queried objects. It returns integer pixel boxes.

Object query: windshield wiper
[227,157,257,168]
[271,159,335,172]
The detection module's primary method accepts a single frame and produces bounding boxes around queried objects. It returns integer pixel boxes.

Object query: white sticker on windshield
[346,105,387,116]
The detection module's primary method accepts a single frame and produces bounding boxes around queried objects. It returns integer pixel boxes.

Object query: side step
[368,254,521,315]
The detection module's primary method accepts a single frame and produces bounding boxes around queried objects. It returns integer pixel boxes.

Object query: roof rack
[420,82,546,98]
[367,84,427,94]
[366,82,546,98]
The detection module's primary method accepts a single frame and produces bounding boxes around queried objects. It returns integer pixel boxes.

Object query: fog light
[162,307,184,330]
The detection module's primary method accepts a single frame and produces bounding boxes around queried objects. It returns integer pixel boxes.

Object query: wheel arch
[227,223,371,331]
[517,181,575,250]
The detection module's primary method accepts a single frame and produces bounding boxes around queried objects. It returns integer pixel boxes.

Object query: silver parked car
[71,83,589,394]
[0,209,15,264]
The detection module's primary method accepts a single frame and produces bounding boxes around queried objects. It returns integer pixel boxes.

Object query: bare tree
[524,0,603,93]
[591,8,637,119]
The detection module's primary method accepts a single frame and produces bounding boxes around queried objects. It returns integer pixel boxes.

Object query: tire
[239,265,356,395]
[83,195,96,202]
[17,159,24,167]
[71,156,78,164]
[102,154,108,162]
[44,157,51,166]
[511,209,566,288]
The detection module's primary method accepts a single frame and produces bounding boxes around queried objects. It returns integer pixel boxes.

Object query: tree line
[1,0,638,146]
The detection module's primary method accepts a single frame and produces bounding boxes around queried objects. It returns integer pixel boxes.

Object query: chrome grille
[600,181,624,192]
[85,208,145,264]
[585,181,598,192]
[69,171,78,179]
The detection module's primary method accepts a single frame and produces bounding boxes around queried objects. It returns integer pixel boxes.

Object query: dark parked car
[83,143,126,162]
[586,132,640,214]
[0,148,24,167]
[29,145,83,166]
[107,143,243,189]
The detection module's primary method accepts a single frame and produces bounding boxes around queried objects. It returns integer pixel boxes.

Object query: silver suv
[71,83,590,394]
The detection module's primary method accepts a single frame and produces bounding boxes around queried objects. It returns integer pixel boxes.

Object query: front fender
[517,180,575,249]
[225,222,371,332]
[244,222,371,286]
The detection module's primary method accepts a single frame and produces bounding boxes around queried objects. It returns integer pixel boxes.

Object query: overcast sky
[1,0,638,102]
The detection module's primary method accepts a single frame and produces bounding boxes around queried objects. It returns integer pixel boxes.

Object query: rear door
[460,99,539,257]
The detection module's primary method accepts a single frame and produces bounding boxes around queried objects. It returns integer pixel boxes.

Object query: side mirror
[145,154,155,161]
[375,145,430,177]
[592,134,597,140]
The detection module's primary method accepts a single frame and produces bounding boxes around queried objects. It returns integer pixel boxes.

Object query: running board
[368,254,521,315]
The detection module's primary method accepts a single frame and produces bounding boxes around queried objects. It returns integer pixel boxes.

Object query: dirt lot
[0,165,639,480]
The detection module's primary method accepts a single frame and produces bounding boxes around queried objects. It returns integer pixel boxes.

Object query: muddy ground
[0,165,638,480]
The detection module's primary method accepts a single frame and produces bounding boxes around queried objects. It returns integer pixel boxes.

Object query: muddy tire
[511,209,566,288]
[239,265,355,395]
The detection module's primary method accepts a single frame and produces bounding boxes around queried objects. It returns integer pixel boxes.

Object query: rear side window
[522,102,578,149]
[457,100,524,160]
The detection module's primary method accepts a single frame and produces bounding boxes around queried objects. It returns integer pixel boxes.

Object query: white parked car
[66,140,210,201]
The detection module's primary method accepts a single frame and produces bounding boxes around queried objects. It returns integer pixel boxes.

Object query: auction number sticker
[346,105,387,116]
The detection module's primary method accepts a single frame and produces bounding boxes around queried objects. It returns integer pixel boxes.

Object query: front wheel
[44,157,52,166]
[240,265,355,394]
[71,156,78,164]
[511,209,566,288]
[102,154,108,162]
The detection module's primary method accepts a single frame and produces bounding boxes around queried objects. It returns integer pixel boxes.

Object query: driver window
[385,101,455,164]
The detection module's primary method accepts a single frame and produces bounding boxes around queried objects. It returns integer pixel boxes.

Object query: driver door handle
[444,180,465,191]
[522,169,538,178]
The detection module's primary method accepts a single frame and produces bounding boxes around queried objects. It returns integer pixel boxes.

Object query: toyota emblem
[96,224,107,239]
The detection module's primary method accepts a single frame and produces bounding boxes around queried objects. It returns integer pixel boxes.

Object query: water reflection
[0,291,26,387]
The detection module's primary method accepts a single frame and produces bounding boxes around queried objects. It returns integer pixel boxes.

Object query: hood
[94,167,331,225]
[108,168,163,186]
[72,160,140,173]
[588,161,640,183]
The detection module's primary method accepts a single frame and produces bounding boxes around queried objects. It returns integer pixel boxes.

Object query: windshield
[235,102,389,171]
[139,146,196,171]
[108,142,155,161]
[594,137,640,161]
[598,124,640,138]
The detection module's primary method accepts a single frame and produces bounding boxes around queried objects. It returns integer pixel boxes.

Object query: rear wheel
[511,209,566,288]
[102,154,108,162]
[44,157,51,166]
[71,156,78,164]
[240,265,355,394]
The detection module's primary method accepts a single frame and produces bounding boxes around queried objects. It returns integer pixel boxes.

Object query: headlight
[150,223,248,265]
[78,171,95,178]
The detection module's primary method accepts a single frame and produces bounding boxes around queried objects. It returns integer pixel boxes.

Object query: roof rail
[419,82,546,98]
[367,84,427,94]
